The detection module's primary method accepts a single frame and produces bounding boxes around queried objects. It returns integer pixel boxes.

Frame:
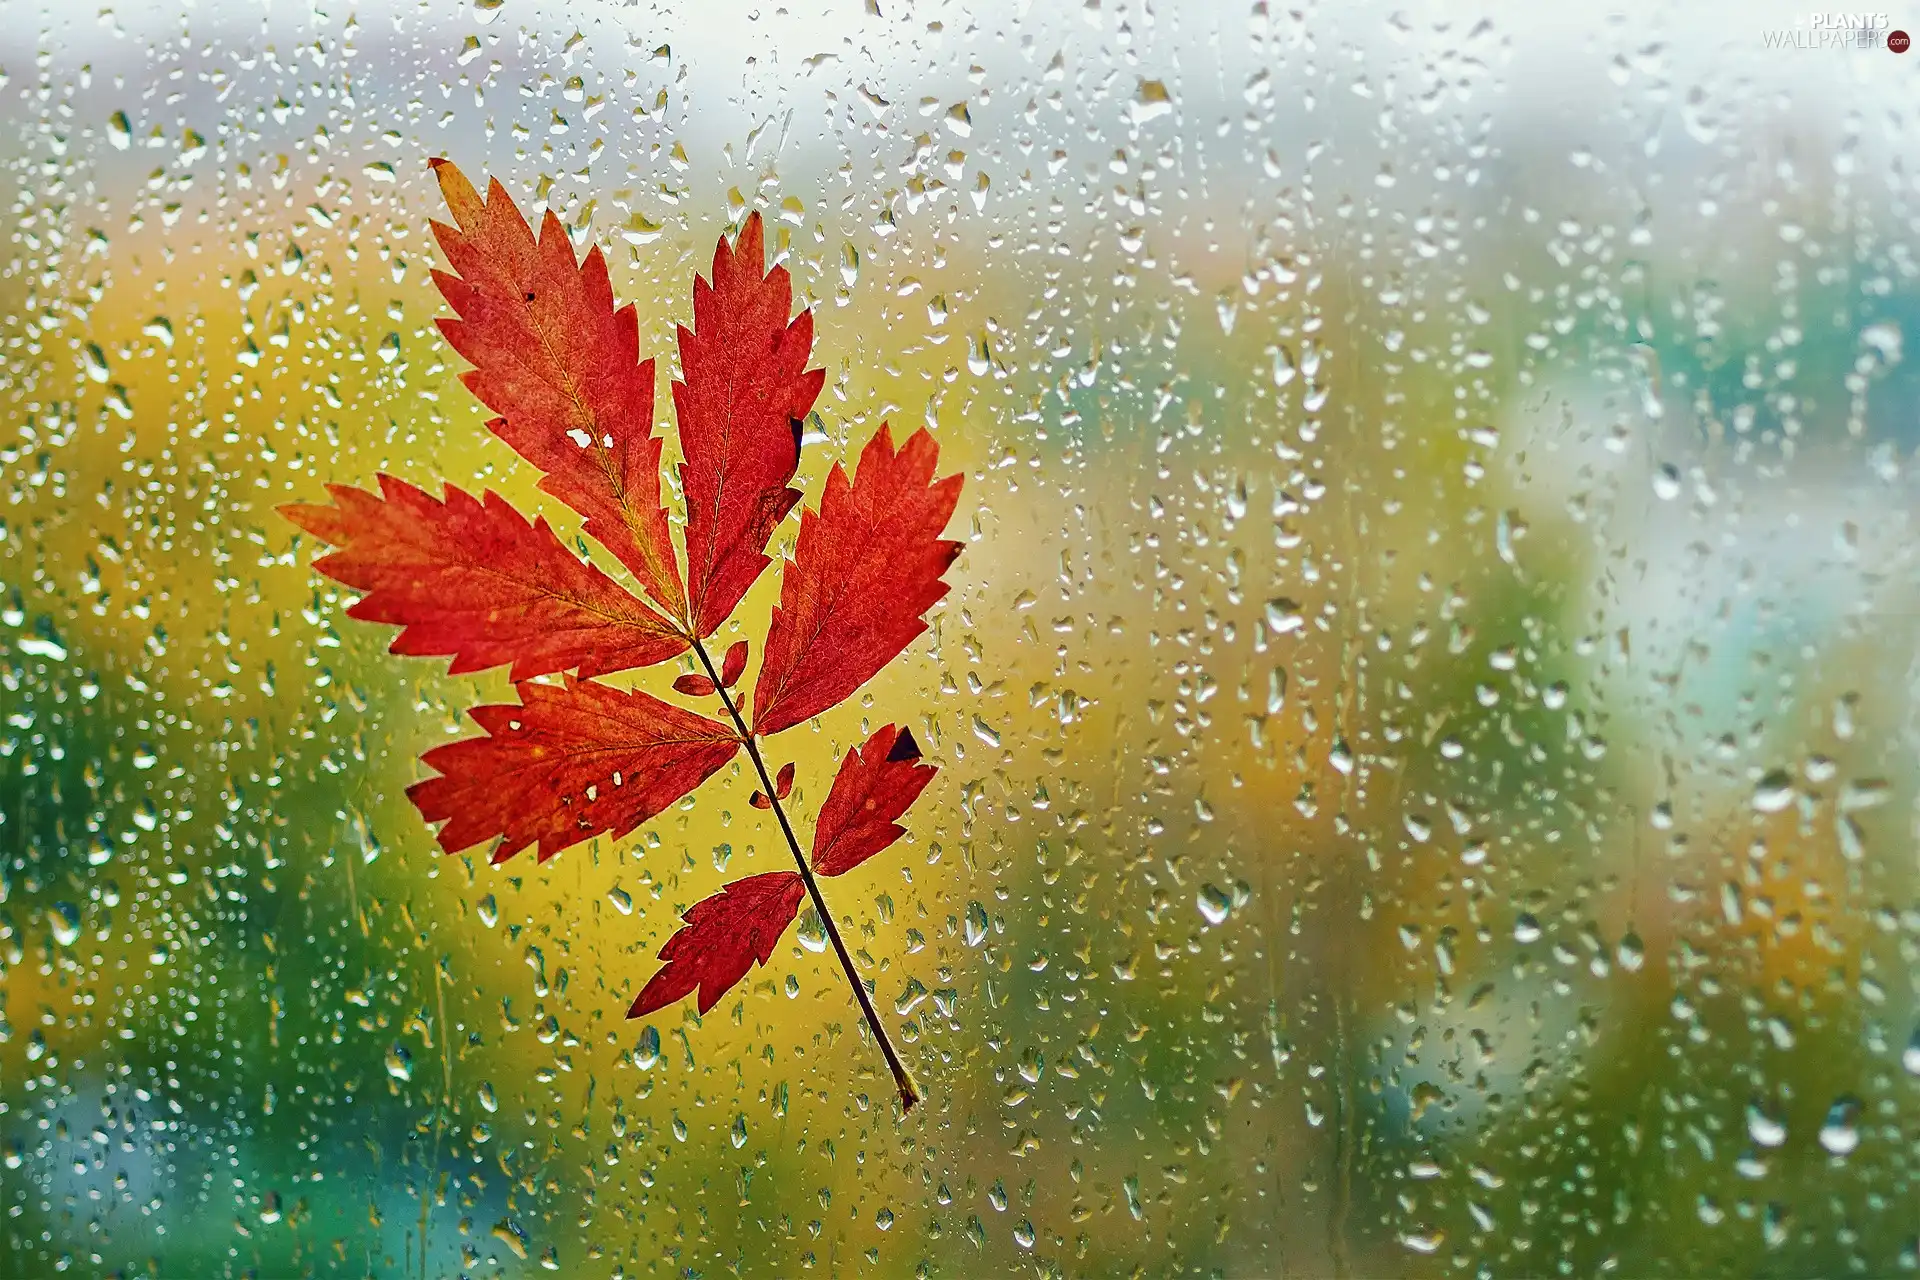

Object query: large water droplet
[49,902,81,947]
[631,1025,661,1070]
[1752,770,1795,813]
[795,908,828,953]
[1746,1101,1786,1148]
[1265,598,1304,634]
[964,901,989,948]
[1818,1096,1862,1155]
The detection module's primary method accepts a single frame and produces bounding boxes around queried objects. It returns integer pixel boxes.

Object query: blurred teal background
[2,1,1918,1275]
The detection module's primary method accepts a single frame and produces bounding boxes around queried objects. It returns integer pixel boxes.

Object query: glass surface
[3,1,1917,1275]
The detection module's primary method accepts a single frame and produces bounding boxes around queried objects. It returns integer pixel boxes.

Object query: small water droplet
[1197,884,1232,926]
[384,1045,414,1082]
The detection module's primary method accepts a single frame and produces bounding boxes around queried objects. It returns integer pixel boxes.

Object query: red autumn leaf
[407,675,739,863]
[628,871,807,1016]
[286,163,962,1113]
[674,211,826,636]
[428,159,687,617]
[811,725,937,877]
[719,639,749,688]
[280,476,685,681]
[752,426,962,736]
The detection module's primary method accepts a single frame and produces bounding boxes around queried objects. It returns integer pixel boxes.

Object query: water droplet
[1752,770,1795,813]
[795,908,828,953]
[491,1219,528,1259]
[476,894,498,927]
[1265,598,1304,634]
[48,902,81,947]
[1131,78,1175,123]
[477,1082,497,1113]
[1818,1097,1861,1155]
[473,0,505,23]
[964,901,989,948]
[1746,1101,1786,1148]
[1513,914,1541,944]
[1859,320,1902,361]
[1901,1029,1920,1077]
[1271,343,1297,386]
[631,1025,661,1070]
[1197,884,1232,926]
[384,1045,413,1082]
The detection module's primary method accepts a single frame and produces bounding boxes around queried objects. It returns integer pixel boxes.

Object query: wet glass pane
[3,1,1917,1275]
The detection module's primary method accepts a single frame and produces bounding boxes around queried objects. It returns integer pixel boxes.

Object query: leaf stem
[689,636,920,1114]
